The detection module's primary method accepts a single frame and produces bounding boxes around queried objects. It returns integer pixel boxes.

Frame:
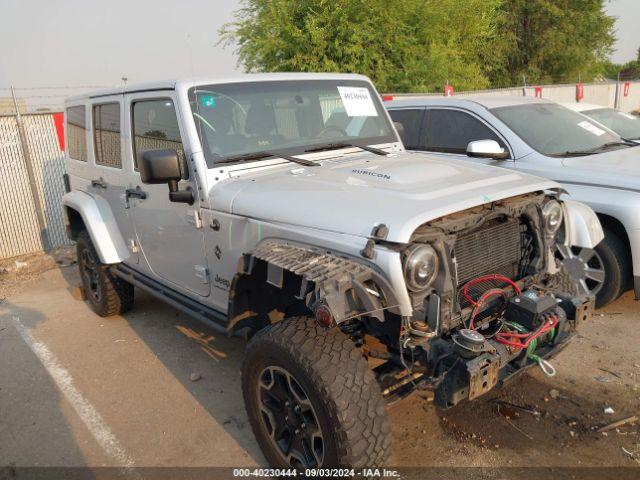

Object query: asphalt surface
[1,265,639,471]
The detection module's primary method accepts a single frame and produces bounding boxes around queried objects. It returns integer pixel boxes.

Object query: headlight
[542,200,564,235]
[403,244,439,292]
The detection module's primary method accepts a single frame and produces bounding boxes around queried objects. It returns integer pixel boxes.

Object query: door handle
[125,186,148,200]
[91,177,107,189]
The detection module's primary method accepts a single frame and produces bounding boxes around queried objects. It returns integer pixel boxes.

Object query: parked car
[562,102,640,144]
[62,75,601,468]
[387,96,640,307]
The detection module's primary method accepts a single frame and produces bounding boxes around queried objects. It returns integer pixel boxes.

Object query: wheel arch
[62,191,130,264]
[226,239,400,336]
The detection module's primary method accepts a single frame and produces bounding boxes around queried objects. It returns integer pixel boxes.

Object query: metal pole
[11,86,51,251]
[614,72,620,109]
[522,74,527,96]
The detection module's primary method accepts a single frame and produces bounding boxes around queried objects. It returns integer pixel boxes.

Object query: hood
[217,151,559,244]
[561,145,640,191]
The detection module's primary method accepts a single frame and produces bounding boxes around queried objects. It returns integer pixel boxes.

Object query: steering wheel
[316,125,348,138]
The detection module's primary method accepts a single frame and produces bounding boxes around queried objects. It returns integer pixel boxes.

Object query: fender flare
[562,199,605,250]
[231,239,400,325]
[62,190,129,264]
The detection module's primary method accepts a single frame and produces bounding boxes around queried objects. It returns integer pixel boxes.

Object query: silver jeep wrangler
[62,73,602,468]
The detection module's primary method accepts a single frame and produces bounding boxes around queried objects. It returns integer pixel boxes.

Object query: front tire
[242,317,390,469]
[77,230,134,317]
[593,229,631,308]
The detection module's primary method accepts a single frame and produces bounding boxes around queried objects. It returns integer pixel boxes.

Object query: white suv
[62,74,601,468]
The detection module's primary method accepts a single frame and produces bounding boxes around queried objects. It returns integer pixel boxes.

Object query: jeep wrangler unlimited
[62,73,602,468]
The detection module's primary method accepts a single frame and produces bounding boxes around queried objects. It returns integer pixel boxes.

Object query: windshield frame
[187,79,399,169]
[490,102,630,158]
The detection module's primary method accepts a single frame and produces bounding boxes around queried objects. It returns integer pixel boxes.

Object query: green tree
[221,0,616,92]
[489,0,615,86]
[220,0,501,92]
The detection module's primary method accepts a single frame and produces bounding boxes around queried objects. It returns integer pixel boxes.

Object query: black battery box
[504,291,557,330]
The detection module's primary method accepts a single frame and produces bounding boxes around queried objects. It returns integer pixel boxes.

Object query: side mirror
[393,121,406,144]
[139,149,193,204]
[466,140,510,160]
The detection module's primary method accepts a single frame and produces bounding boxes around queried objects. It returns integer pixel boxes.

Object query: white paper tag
[578,120,606,136]
[337,86,378,117]
[618,111,637,120]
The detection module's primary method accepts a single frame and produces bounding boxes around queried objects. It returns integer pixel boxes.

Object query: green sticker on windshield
[201,95,216,109]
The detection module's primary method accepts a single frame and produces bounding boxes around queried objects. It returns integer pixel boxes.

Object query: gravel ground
[0,253,638,473]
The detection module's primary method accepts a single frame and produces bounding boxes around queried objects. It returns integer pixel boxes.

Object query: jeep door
[124,92,210,297]
[86,98,139,264]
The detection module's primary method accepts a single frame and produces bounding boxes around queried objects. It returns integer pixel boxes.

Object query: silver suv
[62,73,602,469]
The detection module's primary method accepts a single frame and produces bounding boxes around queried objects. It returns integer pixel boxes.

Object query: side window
[426,109,506,154]
[93,103,122,168]
[132,99,185,176]
[66,106,87,161]
[387,109,424,148]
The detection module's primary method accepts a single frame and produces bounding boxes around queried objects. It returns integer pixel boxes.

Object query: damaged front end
[386,192,597,408]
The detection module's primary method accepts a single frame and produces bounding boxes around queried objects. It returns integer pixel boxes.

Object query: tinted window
[93,103,121,168]
[584,108,640,140]
[66,106,87,161]
[492,103,622,157]
[426,109,505,154]
[132,99,185,176]
[388,109,424,148]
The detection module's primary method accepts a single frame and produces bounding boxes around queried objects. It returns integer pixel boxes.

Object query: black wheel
[242,317,390,469]
[76,230,134,317]
[559,229,630,308]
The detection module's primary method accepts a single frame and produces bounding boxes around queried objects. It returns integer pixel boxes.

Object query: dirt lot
[1,250,639,473]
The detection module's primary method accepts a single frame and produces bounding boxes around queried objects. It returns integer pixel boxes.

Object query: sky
[0,0,637,100]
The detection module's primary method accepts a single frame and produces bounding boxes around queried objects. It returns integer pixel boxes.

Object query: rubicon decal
[351,169,391,180]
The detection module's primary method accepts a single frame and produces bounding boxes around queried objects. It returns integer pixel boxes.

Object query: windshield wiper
[304,142,389,156]
[216,150,319,167]
[553,141,635,157]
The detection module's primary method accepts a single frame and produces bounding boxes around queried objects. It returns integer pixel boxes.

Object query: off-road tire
[76,229,134,317]
[595,228,631,308]
[242,316,391,468]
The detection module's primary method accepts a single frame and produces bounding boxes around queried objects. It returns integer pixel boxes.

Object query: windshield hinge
[186,210,203,229]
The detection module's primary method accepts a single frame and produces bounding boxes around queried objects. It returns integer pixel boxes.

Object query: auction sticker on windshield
[578,120,606,136]
[337,86,378,117]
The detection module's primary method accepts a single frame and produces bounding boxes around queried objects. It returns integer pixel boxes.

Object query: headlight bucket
[542,200,564,236]
[403,244,439,292]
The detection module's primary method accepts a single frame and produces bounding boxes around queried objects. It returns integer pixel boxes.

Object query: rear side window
[426,109,505,154]
[387,109,424,149]
[132,99,185,175]
[66,106,87,161]
[93,103,122,168]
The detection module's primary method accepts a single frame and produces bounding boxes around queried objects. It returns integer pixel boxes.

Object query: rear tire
[594,229,631,308]
[242,316,390,468]
[76,230,134,317]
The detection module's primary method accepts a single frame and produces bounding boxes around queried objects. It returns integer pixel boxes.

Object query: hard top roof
[66,72,371,102]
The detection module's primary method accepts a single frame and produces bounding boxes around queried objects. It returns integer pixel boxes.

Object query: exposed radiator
[454,219,522,287]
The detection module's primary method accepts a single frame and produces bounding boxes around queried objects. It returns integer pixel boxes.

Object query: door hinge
[194,265,210,284]
[127,239,139,253]
[186,210,202,229]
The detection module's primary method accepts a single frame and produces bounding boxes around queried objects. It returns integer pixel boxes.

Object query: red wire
[462,274,555,351]
[462,274,521,307]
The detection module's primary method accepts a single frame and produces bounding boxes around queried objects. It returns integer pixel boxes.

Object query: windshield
[188,79,397,166]
[491,103,624,157]
[583,108,640,140]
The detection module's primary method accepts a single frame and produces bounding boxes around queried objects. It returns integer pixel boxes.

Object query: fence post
[11,86,51,251]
